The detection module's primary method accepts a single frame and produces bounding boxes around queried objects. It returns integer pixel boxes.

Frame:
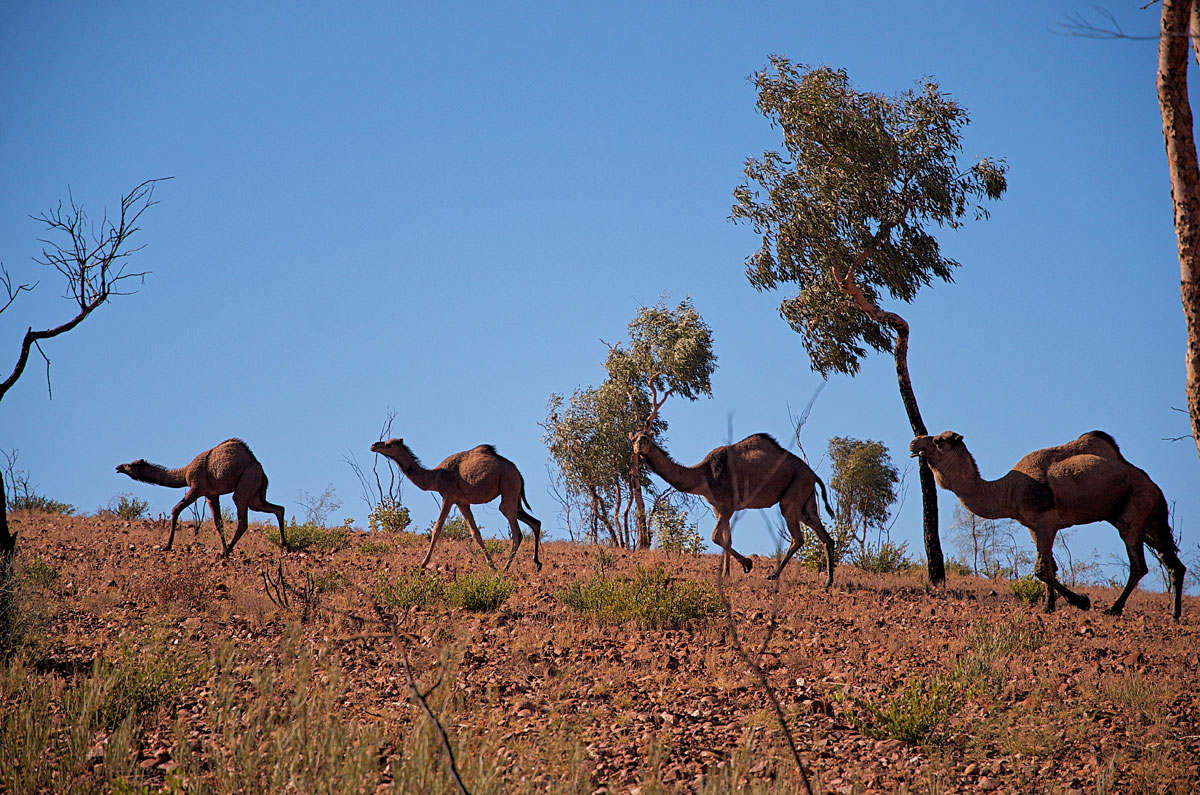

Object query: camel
[631,431,836,582]
[909,430,1185,619]
[116,438,288,557]
[370,438,542,572]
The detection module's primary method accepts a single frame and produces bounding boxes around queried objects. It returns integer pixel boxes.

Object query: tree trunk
[832,268,946,585]
[0,469,13,559]
[1160,0,1200,462]
[891,320,946,585]
[630,458,651,551]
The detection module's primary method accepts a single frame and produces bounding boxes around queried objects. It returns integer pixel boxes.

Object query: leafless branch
[0,263,37,316]
[1057,7,1158,39]
[0,177,171,404]
[715,572,814,794]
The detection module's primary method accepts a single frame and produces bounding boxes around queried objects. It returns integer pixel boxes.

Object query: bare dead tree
[345,407,404,512]
[0,178,169,555]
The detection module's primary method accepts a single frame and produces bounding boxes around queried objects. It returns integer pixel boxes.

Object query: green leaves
[733,59,1007,376]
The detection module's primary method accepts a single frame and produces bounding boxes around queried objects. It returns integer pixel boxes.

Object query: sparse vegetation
[851,540,913,573]
[445,572,516,612]
[557,565,721,628]
[1010,574,1045,606]
[374,569,445,610]
[8,494,74,515]
[266,518,352,552]
[101,492,150,520]
[652,502,705,557]
[837,674,959,745]
[368,496,411,534]
[23,556,59,589]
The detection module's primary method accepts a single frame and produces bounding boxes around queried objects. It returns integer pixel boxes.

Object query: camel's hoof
[534,560,543,573]
[765,572,779,581]
[741,559,753,574]
[1103,605,1123,617]
[1076,595,1092,611]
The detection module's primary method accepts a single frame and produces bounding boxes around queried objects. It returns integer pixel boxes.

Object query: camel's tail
[1154,492,1180,552]
[815,475,834,520]
[520,482,533,512]
[259,472,271,503]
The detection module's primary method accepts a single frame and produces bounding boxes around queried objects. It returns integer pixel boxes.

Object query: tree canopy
[731,57,1006,376]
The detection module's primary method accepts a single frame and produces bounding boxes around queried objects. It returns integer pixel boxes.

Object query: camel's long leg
[497,498,524,571]
[1033,528,1091,613]
[248,491,288,552]
[1105,531,1149,617]
[224,499,251,559]
[458,504,497,571]
[517,508,542,572]
[207,495,229,552]
[769,489,836,586]
[1145,522,1187,620]
[712,514,752,576]
[421,501,454,569]
[168,487,204,552]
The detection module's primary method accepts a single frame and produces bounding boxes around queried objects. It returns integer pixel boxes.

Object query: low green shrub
[266,518,351,552]
[952,615,1047,695]
[472,537,509,561]
[374,570,445,611]
[556,566,721,629]
[433,516,471,541]
[652,504,705,557]
[23,557,59,589]
[102,493,150,521]
[1010,574,1045,605]
[852,541,913,574]
[446,573,516,612]
[368,498,411,534]
[837,674,959,745]
[8,494,74,515]
[944,559,974,577]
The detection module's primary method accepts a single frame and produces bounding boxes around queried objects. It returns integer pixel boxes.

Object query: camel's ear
[950,433,964,444]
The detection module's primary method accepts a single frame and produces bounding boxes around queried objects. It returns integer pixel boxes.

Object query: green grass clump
[952,615,1047,695]
[851,541,913,574]
[267,519,351,552]
[23,557,59,589]
[837,674,959,745]
[556,566,721,629]
[944,559,974,577]
[102,493,150,520]
[1010,574,1045,606]
[374,570,445,611]
[445,573,516,612]
[472,537,509,561]
[8,494,74,515]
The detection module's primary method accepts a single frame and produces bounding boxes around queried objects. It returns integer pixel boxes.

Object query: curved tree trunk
[1160,0,1200,463]
[833,268,945,585]
[0,470,13,559]
[890,320,945,586]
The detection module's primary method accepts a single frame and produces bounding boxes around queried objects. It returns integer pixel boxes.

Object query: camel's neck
[389,449,442,493]
[640,441,708,497]
[927,448,1011,521]
[132,464,188,489]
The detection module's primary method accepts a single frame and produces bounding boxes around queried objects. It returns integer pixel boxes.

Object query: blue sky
[2,2,1195,588]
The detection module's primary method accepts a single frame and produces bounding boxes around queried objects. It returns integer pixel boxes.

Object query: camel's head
[370,438,406,458]
[115,459,146,478]
[908,431,965,463]
[628,430,653,459]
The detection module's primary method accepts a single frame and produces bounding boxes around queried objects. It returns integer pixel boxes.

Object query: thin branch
[1057,7,1161,39]
[715,571,814,794]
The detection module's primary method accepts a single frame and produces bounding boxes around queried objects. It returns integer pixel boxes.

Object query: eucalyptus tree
[827,436,899,561]
[605,298,716,549]
[731,58,1006,584]
[542,382,661,548]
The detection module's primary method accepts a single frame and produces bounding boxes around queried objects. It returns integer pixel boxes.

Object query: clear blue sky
[2,2,1195,588]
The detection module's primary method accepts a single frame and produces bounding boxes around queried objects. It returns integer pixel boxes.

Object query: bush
[1010,574,1045,605]
[374,570,445,611]
[652,504,705,557]
[797,522,853,572]
[0,556,38,663]
[102,493,150,520]
[944,559,974,577]
[557,566,721,629]
[266,518,351,552]
[368,498,411,534]
[433,515,471,541]
[837,674,959,745]
[852,541,913,573]
[23,557,59,589]
[445,573,516,612]
[7,494,74,515]
[472,537,509,561]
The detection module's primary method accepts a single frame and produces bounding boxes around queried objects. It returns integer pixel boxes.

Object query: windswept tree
[0,179,168,556]
[605,297,717,549]
[731,58,1006,584]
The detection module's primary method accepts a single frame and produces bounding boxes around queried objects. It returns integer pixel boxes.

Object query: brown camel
[632,431,836,582]
[909,430,1185,618]
[116,438,287,557]
[370,438,542,572]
